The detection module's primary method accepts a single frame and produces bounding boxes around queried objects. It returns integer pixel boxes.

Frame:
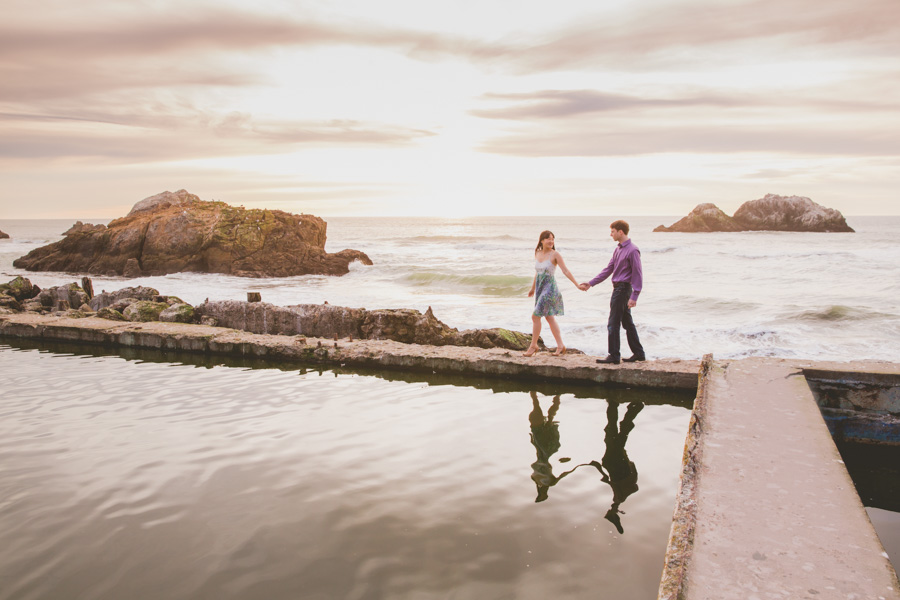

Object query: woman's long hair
[535,230,555,253]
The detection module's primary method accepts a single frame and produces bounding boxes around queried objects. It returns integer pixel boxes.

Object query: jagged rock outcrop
[732,194,854,232]
[63,221,107,235]
[653,203,745,232]
[13,189,373,277]
[655,195,854,233]
[0,229,9,239]
[195,300,535,351]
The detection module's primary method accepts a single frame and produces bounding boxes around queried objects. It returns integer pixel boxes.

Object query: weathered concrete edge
[0,314,701,390]
[657,354,712,600]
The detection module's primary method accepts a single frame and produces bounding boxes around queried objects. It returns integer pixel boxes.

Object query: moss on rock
[123,301,169,322]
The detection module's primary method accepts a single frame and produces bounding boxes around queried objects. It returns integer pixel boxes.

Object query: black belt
[613,281,630,288]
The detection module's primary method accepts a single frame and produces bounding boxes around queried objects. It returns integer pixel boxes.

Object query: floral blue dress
[533,258,564,316]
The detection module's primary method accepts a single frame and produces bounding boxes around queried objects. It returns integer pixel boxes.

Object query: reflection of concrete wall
[806,370,900,445]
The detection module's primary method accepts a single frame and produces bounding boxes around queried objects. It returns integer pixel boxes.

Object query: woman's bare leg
[523,314,541,356]
[546,316,566,355]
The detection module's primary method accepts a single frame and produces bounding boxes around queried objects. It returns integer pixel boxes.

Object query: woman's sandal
[522,346,538,357]
[552,347,567,356]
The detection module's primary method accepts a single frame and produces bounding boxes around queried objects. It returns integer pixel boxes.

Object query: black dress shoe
[596,356,620,364]
[623,355,646,363]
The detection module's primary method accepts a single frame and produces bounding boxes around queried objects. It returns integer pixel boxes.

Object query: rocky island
[0,228,9,239]
[654,194,854,233]
[13,190,373,277]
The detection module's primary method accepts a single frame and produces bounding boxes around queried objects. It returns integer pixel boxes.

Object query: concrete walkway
[0,313,700,389]
[661,358,900,600]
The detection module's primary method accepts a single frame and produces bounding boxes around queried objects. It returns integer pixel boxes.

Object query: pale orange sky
[1,0,898,218]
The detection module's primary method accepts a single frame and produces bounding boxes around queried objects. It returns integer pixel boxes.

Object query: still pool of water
[0,343,693,600]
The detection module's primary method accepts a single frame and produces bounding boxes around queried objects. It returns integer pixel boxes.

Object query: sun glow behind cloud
[1,0,898,218]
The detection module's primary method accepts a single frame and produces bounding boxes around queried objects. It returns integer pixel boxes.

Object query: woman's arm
[528,273,536,297]
[554,252,580,288]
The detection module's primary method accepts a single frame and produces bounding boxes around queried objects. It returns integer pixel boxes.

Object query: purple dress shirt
[588,238,643,302]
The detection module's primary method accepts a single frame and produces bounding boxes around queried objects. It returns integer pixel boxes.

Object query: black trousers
[608,282,644,360]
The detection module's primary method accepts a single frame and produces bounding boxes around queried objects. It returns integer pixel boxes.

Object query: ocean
[1,215,899,362]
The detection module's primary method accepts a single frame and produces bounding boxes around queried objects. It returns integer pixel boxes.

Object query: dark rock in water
[63,221,107,236]
[656,194,854,233]
[654,203,745,232]
[733,194,854,232]
[13,189,373,277]
[0,229,9,239]
[195,301,534,351]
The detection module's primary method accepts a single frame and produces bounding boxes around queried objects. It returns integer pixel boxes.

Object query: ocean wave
[792,305,892,322]
[402,272,532,296]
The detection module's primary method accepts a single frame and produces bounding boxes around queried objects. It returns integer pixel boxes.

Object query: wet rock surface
[13,189,373,277]
[655,194,854,232]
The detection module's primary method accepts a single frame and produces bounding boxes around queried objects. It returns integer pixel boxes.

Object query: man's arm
[587,255,616,287]
[628,250,643,306]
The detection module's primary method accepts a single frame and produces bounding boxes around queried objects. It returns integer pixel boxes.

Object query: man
[579,220,646,365]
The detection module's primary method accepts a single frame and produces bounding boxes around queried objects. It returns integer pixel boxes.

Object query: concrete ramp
[661,358,899,600]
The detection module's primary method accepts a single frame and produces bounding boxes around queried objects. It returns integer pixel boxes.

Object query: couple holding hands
[523,220,646,365]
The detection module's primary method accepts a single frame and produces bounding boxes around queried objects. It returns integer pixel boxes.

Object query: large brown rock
[654,203,745,232]
[13,190,373,277]
[733,194,854,232]
[0,229,9,239]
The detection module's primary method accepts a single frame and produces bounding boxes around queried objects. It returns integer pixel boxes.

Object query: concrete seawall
[2,313,899,598]
[0,313,701,390]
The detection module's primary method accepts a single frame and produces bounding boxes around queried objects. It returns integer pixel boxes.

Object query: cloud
[495,0,900,73]
[472,90,744,120]
[478,124,900,157]
[0,112,435,163]
[0,8,502,104]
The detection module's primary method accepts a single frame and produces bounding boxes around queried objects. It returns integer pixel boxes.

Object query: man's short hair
[610,220,630,235]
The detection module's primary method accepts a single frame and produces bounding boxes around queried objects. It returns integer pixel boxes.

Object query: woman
[524,230,581,357]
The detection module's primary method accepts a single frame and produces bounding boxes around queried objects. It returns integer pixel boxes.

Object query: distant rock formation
[0,228,9,239]
[13,189,373,277]
[654,194,854,233]
[652,203,745,233]
[732,194,854,232]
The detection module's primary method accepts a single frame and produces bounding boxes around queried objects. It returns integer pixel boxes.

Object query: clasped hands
[576,282,637,308]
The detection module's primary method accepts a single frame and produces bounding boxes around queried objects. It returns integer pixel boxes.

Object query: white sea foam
[1,215,898,361]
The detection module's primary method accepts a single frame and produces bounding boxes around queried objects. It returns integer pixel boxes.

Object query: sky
[1,0,898,218]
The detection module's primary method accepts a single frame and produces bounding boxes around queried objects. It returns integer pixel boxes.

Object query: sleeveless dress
[533,258,564,316]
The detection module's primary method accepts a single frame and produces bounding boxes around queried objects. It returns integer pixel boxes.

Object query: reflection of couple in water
[528,391,644,534]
